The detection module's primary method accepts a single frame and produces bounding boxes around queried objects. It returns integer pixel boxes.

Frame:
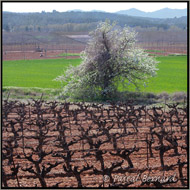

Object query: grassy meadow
[122,55,187,93]
[3,55,187,100]
[146,56,187,93]
[3,58,81,89]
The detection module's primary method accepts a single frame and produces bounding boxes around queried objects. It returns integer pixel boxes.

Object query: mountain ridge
[116,8,187,18]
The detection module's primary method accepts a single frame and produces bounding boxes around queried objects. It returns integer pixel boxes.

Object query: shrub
[158,92,170,100]
[172,92,187,101]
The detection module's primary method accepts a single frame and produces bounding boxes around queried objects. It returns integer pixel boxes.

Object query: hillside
[2,11,187,33]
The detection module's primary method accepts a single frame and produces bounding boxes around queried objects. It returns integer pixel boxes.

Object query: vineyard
[2,98,188,188]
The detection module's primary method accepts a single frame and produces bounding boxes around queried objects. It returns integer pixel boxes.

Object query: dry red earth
[2,50,81,61]
[2,42,187,61]
[2,101,188,188]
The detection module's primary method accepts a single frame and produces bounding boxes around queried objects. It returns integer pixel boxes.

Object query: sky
[2,2,187,13]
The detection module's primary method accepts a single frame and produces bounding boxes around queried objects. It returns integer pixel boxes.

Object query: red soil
[2,103,188,188]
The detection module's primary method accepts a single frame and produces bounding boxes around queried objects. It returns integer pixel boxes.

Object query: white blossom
[54,21,158,100]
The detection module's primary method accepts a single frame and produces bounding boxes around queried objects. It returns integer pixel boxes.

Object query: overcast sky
[2,2,187,13]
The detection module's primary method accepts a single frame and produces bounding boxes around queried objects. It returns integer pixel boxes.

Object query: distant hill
[116,8,187,18]
[117,8,146,17]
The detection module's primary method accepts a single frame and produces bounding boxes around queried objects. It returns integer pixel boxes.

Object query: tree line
[3,11,187,33]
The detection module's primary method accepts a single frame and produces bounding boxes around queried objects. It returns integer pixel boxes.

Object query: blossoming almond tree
[55,20,158,100]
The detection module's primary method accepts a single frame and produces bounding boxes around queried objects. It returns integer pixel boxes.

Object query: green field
[145,56,187,93]
[122,55,187,93]
[3,55,187,94]
[3,58,81,89]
